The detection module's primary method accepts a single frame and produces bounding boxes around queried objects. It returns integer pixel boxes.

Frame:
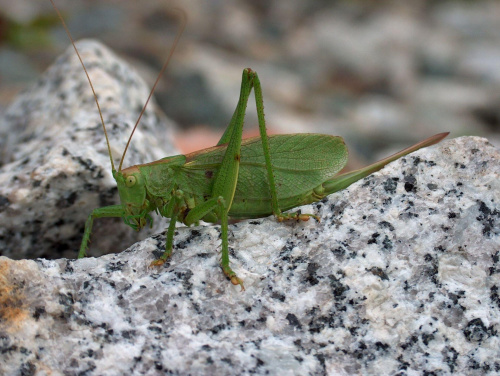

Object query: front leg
[79,205,126,258]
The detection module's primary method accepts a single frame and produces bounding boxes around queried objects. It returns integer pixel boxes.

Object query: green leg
[151,191,181,266]
[219,211,244,290]
[193,68,318,289]
[251,72,280,217]
[184,197,221,226]
[251,72,318,222]
[248,70,318,222]
[226,70,316,221]
[184,197,245,291]
[212,68,282,213]
[211,69,253,202]
[79,205,125,258]
[213,68,317,289]
[150,212,178,267]
[209,69,261,290]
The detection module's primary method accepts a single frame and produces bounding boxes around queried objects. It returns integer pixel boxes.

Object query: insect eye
[125,175,137,187]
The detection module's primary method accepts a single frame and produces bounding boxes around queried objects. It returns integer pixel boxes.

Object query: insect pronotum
[50,0,448,290]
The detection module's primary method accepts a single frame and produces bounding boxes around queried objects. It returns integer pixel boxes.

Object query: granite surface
[1,135,499,375]
[0,40,176,259]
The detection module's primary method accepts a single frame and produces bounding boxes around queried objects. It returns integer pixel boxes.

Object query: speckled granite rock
[0,40,177,259]
[1,136,498,375]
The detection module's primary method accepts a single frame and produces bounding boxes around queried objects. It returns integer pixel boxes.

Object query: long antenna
[50,0,116,172]
[118,8,187,171]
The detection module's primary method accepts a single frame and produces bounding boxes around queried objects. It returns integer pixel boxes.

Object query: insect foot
[276,212,320,222]
[150,246,174,268]
[150,259,166,267]
[221,265,245,292]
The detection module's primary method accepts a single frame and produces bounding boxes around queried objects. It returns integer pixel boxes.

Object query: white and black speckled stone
[0,40,177,260]
[1,136,499,375]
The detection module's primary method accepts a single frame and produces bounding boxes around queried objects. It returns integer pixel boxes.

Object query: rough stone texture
[1,136,499,375]
[0,40,177,260]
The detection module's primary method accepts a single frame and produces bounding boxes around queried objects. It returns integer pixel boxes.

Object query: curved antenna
[50,0,116,172]
[118,8,187,171]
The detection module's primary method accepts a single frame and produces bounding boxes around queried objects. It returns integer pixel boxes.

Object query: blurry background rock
[1,0,499,165]
[0,41,177,259]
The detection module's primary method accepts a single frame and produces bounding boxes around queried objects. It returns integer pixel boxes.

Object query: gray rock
[1,135,499,375]
[0,40,177,259]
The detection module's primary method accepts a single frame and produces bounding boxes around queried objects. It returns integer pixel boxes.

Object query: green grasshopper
[51,1,448,290]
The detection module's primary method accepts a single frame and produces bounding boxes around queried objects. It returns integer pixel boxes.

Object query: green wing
[182,134,348,218]
[234,134,347,216]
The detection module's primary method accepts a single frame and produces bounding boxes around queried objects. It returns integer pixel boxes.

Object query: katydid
[51,1,448,290]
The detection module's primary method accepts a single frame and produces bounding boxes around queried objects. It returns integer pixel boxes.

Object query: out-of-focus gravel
[1,0,499,163]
